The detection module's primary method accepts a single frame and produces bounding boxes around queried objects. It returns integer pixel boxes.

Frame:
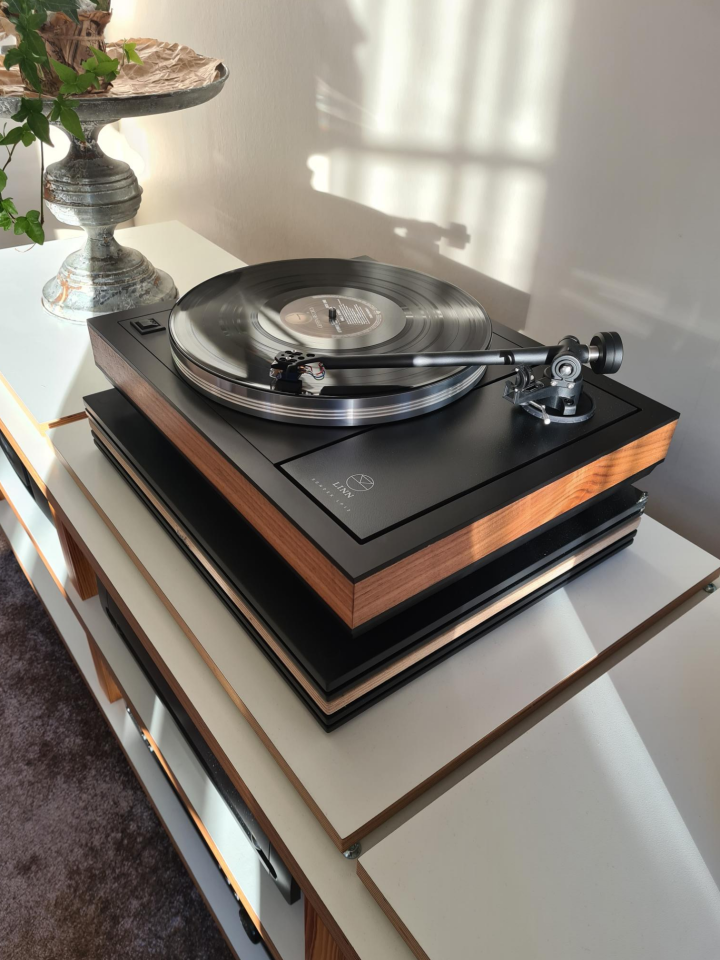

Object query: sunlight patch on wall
[440,164,547,291]
[313,0,575,294]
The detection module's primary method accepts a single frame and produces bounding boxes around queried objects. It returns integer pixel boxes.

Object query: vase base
[42,240,178,324]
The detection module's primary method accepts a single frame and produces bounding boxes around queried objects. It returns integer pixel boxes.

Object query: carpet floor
[0,528,235,960]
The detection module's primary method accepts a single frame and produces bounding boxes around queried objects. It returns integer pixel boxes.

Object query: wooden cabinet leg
[54,512,98,600]
[86,630,123,703]
[305,899,349,960]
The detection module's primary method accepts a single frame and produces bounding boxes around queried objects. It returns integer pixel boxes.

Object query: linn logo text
[335,474,375,497]
[309,474,374,513]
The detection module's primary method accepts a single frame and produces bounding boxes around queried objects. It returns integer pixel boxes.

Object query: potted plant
[0,0,140,244]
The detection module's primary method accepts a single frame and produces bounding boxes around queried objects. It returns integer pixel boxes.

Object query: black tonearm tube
[271,332,623,425]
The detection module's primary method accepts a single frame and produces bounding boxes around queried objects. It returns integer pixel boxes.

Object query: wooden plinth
[91,331,676,630]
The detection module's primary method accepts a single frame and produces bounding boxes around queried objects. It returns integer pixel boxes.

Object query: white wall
[5,0,718,554]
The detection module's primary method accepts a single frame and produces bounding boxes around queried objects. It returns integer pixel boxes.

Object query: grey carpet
[0,528,235,960]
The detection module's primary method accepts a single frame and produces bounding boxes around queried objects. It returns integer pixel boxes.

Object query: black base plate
[86,388,645,730]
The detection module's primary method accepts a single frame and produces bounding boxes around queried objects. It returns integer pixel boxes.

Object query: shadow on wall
[111,0,576,330]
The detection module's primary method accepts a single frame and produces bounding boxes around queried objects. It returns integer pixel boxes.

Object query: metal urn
[0,65,228,323]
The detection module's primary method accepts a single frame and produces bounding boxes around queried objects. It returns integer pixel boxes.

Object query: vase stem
[41,121,177,322]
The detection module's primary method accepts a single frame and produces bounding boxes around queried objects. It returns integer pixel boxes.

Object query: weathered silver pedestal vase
[41,117,177,320]
[0,66,228,323]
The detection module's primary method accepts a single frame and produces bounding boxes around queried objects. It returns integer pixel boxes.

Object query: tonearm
[270,331,624,424]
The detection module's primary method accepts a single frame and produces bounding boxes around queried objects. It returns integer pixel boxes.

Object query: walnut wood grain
[86,629,123,703]
[54,510,99,601]
[352,420,677,625]
[305,898,350,960]
[91,331,676,629]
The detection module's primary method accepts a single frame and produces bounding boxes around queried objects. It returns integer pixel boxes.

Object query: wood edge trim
[49,454,348,852]
[89,331,357,626]
[47,496,362,960]
[353,420,678,626]
[337,563,720,850]
[355,863,430,960]
[42,410,87,432]
[0,413,48,496]
[3,539,243,960]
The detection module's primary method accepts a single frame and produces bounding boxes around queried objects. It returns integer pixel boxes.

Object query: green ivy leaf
[25,218,45,244]
[82,55,99,72]
[20,124,36,146]
[14,216,28,236]
[0,127,24,146]
[22,28,47,62]
[1,198,18,216]
[0,170,7,192]
[59,105,85,141]
[59,72,97,95]
[50,59,79,83]
[25,11,48,32]
[11,97,42,123]
[49,97,64,122]
[27,111,52,145]
[26,209,41,222]
[88,45,113,64]
[18,54,42,93]
[91,59,119,77]
[2,48,22,70]
[0,212,12,232]
[123,42,143,66]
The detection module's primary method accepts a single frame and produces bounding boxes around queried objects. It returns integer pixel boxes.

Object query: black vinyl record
[168,259,492,425]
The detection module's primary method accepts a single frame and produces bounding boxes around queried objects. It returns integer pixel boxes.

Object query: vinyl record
[168,259,492,425]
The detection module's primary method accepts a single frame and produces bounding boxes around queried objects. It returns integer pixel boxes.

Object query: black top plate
[88,301,678,584]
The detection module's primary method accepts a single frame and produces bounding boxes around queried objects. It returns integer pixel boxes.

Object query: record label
[279,294,384,340]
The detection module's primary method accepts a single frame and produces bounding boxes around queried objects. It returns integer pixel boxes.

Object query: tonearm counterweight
[270,331,624,424]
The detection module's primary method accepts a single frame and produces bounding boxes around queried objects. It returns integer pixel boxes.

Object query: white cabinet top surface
[0,222,243,429]
[51,416,720,846]
[358,590,720,960]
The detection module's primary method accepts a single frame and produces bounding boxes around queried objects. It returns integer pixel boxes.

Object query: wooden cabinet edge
[51,502,99,601]
[305,899,352,960]
[85,629,123,703]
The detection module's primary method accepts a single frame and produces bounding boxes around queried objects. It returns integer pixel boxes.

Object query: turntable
[86,259,678,729]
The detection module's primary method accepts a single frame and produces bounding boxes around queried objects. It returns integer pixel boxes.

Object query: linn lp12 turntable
[85,259,678,729]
